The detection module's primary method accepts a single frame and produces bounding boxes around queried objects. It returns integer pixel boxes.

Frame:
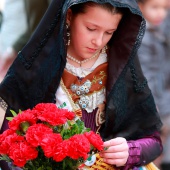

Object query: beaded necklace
[67,51,99,67]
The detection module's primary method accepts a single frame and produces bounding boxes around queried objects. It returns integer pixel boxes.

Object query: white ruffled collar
[65,53,107,77]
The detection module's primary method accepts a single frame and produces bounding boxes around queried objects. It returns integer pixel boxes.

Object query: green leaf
[6,109,20,121]
[6,117,13,121]
[10,110,18,117]
[0,155,11,162]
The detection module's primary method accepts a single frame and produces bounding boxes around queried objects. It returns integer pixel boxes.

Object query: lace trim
[60,79,81,112]
[130,61,148,93]
[0,97,8,111]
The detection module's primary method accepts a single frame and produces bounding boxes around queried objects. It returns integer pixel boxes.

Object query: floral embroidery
[91,71,107,85]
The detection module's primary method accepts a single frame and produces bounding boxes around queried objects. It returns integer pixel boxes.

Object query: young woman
[0,0,163,169]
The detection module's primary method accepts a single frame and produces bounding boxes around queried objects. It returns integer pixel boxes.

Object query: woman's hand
[99,137,129,167]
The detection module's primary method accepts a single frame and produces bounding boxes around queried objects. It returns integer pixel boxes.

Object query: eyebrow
[86,22,116,31]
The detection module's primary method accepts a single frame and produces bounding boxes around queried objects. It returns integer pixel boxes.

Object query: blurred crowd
[0,0,170,170]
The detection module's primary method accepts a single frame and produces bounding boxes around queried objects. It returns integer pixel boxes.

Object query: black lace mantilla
[0,97,7,111]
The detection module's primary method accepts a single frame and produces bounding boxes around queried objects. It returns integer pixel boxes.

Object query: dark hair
[70,1,125,16]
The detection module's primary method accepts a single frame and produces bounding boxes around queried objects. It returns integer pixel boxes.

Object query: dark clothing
[0,0,163,169]
[161,163,170,170]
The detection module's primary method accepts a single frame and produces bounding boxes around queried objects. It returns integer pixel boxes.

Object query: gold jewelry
[66,23,70,46]
[67,52,99,67]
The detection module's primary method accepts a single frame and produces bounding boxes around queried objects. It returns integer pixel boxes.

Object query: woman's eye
[87,27,96,31]
[106,32,114,35]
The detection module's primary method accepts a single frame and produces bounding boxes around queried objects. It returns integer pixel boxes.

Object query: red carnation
[34,103,75,126]
[53,140,70,162]
[9,140,38,167]
[26,123,53,147]
[41,133,63,158]
[38,109,67,126]
[0,132,24,155]
[33,103,59,116]
[0,129,15,142]
[8,109,37,131]
[67,134,90,160]
[84,131,104,151]
[59,109,75,120]
[35,103,67,126]
[38,111,67,126]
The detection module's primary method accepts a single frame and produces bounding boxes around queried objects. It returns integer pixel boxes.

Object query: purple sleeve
[122,132,163,170]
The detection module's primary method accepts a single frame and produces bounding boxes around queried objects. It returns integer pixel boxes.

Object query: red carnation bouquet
[0,103,104,170]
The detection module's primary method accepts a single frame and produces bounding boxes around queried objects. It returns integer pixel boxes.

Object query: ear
[66,9,72,25]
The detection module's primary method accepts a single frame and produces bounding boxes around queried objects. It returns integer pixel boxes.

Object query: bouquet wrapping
[0,103,104,170]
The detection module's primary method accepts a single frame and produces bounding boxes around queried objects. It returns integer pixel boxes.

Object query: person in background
[137,0,169,169]
[0,0,51,82]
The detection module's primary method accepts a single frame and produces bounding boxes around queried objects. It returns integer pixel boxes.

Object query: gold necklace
[67,52,99,67]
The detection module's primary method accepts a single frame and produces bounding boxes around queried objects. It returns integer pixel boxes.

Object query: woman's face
[67,5,122,60]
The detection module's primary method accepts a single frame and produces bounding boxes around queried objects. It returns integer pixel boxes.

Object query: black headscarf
[0,0,162,140]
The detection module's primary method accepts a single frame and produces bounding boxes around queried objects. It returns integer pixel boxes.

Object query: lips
[87,47,97,53]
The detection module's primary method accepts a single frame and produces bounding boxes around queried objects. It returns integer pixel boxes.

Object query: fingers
[99,137,129,167]
[103,137,127,147]
[102,137,128,153]
[100,150,128,166]
[103,142,128,153]
[100,150,128,159]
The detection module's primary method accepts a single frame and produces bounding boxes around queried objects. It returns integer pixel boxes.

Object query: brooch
[70,80,92,109]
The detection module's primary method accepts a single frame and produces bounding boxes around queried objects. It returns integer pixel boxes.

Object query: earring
[66,23,71,46]
[101,45,108,54]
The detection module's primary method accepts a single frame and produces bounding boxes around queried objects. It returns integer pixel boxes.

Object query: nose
[92,33,103,47]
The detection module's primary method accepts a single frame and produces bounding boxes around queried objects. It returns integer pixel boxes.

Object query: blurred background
[0,0,51,82]
[0,0,170,170]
